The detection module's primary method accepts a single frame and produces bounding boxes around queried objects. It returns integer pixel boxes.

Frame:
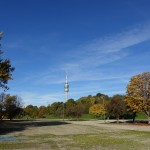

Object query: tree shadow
[0,120,71,135]
[126,120,148,124]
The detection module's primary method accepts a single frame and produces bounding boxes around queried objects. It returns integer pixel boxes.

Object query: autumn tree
[24,105,39,118]
[74,104,84,120]
[65,99,84,120]
[106,95,126,123]
[38,106,47,118]
[3,95,23,120]
[0,33,14,90]
[89,103,105,118]
[65,99,76,118]
[125,72,150,124]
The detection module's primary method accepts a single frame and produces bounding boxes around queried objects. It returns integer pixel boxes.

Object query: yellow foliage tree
[89,104,105,117]
[125,72,150,124]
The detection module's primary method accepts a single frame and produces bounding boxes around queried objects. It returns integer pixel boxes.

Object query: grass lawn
[0,120,150,150]
[135,112,147,120]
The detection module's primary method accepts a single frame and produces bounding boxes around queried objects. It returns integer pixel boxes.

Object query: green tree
[55,103,64,117]
[0,33,14,90]
[46,104,52,115]
[3,95,23,120]
[106,95,126,123]
[77,96,95,113]
[94,93,110,104]
[125,72,150,124]
[50,102,63,116]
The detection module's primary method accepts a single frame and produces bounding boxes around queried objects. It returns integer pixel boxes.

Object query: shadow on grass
[126,120,148,124]
[109,120,149,125]
[0,120,71,135]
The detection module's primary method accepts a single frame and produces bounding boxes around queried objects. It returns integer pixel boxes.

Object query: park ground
[0,119,150,150]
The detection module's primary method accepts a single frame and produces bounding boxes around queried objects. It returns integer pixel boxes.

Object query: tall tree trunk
[145,111,150,124]
[107,116,110,121]
[132,112,136,123]
[148,112,150,124]
[117,115,119,124]
[148,117,150,124]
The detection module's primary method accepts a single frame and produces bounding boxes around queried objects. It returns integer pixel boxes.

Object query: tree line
[0,92,146,124]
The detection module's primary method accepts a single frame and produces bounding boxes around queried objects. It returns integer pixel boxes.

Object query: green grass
[135,112,147,120]
[0,130,150,150]
[0,142,39,149]
[45,114,62,119]
[44,114,95,121]
[63,131,150,150]
[79,114,95,120]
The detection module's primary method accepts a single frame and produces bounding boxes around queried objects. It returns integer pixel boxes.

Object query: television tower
[64,73,69,101]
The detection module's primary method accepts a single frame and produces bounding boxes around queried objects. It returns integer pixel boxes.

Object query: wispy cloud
[75,23,150,54]
[24,22,150,86]
[59,23,150,81]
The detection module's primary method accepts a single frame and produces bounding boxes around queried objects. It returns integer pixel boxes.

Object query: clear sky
[0,0,150,106]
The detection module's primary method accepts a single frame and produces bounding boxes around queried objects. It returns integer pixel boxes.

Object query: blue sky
[0,0,150,106]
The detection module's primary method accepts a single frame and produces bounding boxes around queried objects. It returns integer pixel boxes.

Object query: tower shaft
[64,74,69,101]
